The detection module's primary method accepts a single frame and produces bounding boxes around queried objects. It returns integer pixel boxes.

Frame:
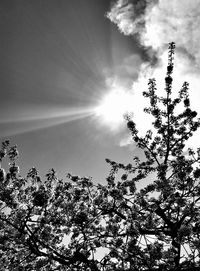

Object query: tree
[1,42,200,270]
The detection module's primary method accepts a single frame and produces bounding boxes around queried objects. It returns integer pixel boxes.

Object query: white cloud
[107,0,200,148]
[107,0,200,69]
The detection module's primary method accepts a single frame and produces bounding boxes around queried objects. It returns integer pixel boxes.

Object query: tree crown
[1,43,200,270]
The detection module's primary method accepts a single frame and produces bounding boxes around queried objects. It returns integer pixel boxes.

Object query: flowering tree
[1,43,200,270]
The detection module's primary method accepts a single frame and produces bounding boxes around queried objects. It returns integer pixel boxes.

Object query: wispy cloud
[107,0,158,36]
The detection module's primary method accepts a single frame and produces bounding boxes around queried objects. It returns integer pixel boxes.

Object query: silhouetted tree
[1,43,200,270]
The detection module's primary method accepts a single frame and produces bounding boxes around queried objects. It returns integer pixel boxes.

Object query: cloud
[107,0,200,70]
[107,0,200,148]
[103,53,142,89]
[107,0,158,36]
[94,53,143,132]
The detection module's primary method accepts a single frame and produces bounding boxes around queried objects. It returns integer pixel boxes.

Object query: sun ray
[0,106,95,137]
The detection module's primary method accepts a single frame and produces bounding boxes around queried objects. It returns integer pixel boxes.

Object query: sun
[94,88,134,130]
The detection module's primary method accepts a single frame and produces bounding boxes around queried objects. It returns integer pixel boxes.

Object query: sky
[1,0,200,183]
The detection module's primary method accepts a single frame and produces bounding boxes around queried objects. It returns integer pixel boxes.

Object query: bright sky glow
[94,88,134,130]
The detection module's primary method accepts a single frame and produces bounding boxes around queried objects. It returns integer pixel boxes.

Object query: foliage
[1,43,200,270]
